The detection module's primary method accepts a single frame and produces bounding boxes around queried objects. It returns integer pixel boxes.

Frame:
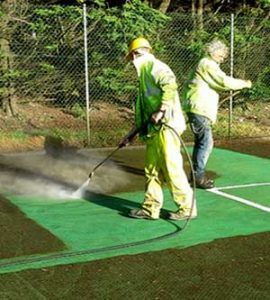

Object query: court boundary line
[208,182,270,213]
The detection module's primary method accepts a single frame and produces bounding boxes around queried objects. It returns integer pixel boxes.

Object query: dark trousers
[187,112,214,179]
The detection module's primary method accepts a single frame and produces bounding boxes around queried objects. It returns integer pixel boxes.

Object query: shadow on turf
[111,159,145,176]
[0,157,174,220]
[82,190,175,220]
[0,158,139,211]
[82,190,139,216]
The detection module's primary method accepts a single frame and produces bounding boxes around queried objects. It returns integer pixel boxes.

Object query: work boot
[167,209,197,221]
[194,176,214,189]
[128,209,159,220]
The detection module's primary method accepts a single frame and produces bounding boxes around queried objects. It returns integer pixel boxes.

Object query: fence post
[83,3,90,146]
[229,13,234,138]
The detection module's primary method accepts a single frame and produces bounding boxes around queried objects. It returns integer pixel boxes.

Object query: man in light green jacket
[182,39,252,189]
[122,37,196,221]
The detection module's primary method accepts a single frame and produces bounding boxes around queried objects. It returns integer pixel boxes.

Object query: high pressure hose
[0,124,196,271]
[80,121,196,231]
[161,122,196,231]
[87,146,123,179]
[81,121,196,230]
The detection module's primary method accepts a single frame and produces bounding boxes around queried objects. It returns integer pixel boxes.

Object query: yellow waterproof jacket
[134,54,186,138]
[182,57,250,123]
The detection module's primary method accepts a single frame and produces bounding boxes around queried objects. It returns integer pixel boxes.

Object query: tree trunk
[192,0,197,30]
[158,0,171,13]
[0,38,18,116]
[144,0,152,7]
[197,0,204,31]
[192,0,204,31]
[0,1,18,117]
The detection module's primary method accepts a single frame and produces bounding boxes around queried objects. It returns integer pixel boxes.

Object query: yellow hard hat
[126,37,152,59]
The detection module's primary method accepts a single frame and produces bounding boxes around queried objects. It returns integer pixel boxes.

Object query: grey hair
[206,39,229,56]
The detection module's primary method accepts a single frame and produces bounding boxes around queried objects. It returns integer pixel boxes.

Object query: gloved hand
[119,127,140,148]
[119,137,130,148]
[151,109,166,124]
[245,80,252,88]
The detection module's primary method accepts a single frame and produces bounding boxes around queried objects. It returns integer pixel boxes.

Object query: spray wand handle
[87,126,143,179]
[88,146,121,178]
[119,126,141,148]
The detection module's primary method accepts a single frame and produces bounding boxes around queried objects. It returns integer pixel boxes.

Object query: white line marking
[211,182,270,190]
[208,183,270,213]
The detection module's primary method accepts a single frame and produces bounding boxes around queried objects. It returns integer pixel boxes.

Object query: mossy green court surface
[0,146,270,298]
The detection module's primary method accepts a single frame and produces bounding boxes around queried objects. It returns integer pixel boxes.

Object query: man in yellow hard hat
[126,37,152,60]
[122,37,196,220]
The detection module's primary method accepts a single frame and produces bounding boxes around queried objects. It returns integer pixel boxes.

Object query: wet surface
[0,139,269,298]
[0,138,269,258]
[0,146,147,198]
[0,137,269,203]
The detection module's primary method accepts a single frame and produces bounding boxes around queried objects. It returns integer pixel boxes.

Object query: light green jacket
[133,54,186,138]
[182,57,250,123]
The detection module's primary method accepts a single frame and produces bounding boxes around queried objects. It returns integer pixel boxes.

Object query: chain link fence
[160,13,270,142]
[1,5,270,150]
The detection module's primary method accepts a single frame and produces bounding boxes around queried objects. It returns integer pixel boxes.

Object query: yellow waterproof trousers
[142,127,193,219]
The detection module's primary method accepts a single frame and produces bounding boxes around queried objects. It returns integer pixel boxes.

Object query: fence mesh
[0,5,270,150]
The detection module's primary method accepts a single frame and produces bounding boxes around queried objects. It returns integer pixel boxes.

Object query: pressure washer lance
[72,127,141,198]
[218,90,241,107]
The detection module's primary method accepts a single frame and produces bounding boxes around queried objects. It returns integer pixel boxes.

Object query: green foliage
[70,103,86,119]
[185,30,211,56]
[162,10,270,100]
[0,1,169,108]
[87,0,169,54]
[2,70,23,81]
[1,1,270,118]
[96,67,135,96]
[0,131,31,142]
[244,67,270,100]
[259,0,270,8]
[6,5,85,102]
[121,0,169,44]
[0,69,30,96]
[85,0,170,104]
[39,63,55,72]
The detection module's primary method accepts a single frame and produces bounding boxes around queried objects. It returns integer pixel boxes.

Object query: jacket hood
[133,53,155,76]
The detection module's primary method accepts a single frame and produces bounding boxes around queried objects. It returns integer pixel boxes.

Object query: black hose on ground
[161,123,196,231]
[0,124,196,271]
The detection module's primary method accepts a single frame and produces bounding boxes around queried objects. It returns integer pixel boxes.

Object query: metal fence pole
[229,13,234,138]
[4,9,269,147]
[83,4,90,145]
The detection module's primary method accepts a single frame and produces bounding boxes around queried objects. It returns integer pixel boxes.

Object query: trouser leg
[142,136,164,219]
[188,113,213,179]
[159,128,194,213]
[142,128,196,217]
